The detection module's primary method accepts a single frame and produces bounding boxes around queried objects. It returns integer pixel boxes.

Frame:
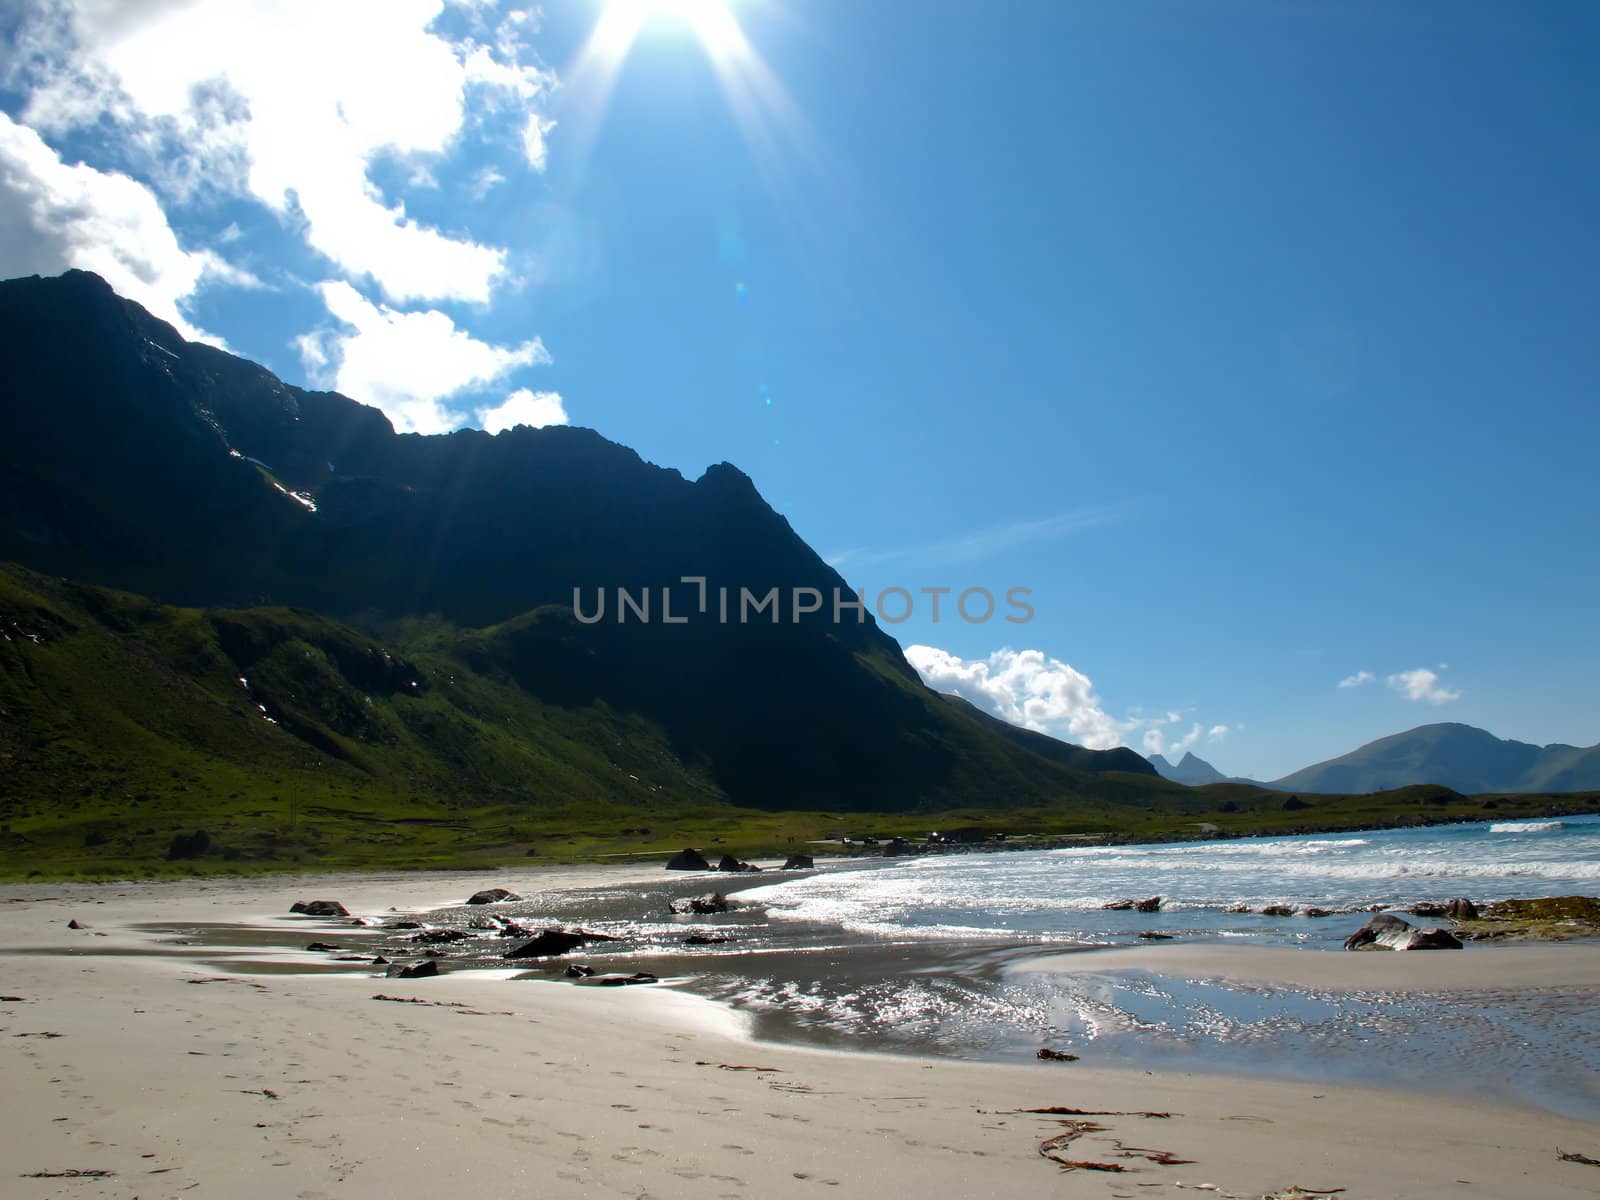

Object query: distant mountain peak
[1149,750,1228,786]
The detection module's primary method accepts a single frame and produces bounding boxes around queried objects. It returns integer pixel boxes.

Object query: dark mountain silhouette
[1268,722,1600,794]
[0,270,1158,813]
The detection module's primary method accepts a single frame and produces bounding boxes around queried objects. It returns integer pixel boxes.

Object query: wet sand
[3,866,1599,1198]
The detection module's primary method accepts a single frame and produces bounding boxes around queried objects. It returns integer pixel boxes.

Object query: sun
[591,0,746,65]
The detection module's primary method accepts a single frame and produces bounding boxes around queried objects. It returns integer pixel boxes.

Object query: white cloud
[1387,667,1461,705]
[906,645,1135,750]
[1338,670,1375,689]
[0,109,231,341]
[297,281,549,434]
[521,113,556,171]
[477,388,567,433]
[12,0,556,304]
[1208,724,1230,741]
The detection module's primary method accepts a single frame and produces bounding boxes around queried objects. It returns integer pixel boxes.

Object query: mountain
[1148,751,1229,786]
[0,270,1160,825]
[937,694,1152,776]
[1269,723,1600,794]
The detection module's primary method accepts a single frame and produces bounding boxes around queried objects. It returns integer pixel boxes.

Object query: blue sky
[1,0,1596,778]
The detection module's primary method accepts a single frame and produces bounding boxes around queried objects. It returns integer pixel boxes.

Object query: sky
[1,0,1596,779]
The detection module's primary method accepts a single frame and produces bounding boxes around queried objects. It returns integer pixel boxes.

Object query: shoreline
[3,865,1600,1196]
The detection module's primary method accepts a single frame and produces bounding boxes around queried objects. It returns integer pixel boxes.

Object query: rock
[385,960,439,979]
[881,837,916,858]
[716,854,760,872]
[666,848,712,871]
[1101,900,1135,911]
[580,972,658,987]
[1137,931,1174,940]
[1444,898,1478,921]
[1344,912,1462,951]
[503,928,621,959]
[410,928,471,944]
[1260,904,1296,917]
[684,934,736,945]
[466,888,521,906]
[290,900,349,917]
[1134,896,1162,913]
[66,919,85,929]
[348,918,368,926]
[564,964,595,978]
[1036,1048,1080,1062]
[1303,907,1334,918]
[781,854,815,870]
[1409,901,1448,918]
[384,920,423,930]
[1224,903,1252,914]
[305,942,341,952]
[669,893,730,915]
[372,956,390,965]
[496,922,532,939]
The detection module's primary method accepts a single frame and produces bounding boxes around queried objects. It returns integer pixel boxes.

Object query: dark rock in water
[466,888,521,905]
[348,918,369,926]
[782,854,815,870]
[1137,931,1174,940]
[581,972,658,987]
[503,927,620,959]
[1345,912,1462,951]
[1036,1048,1079,1062]
[66,919,85,929]
[1303,907,1335,918]
[1224,903,1252,914]
[1409,901,1448,918]
[305,942,341,952]
[564,964,595,978]
[716,854,760,872]
[290,900,350,917]
[496,922,532,939]
[386,960,439,979]
[1345,913,1412,949]
[1444,898,1479,921]
[385,920,423,930]
[410,928,471,944]
[372,956,390,965]
[1260,904,1296,917]
[666,848,712,871]
[882,837,916,858]
[1101,900,1134,911]
[684,933,736,945]
[669,893,730,915]
[1134,896,1162,913]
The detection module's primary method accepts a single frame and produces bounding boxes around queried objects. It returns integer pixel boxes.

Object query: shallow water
[145,814,1600,1117]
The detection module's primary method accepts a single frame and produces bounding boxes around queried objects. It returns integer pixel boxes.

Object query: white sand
[3,868,1599,1199]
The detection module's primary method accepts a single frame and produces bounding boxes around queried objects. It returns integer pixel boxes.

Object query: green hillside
[5,563,1595,881]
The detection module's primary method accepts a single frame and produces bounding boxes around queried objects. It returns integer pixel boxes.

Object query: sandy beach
[4,866,1600,1199]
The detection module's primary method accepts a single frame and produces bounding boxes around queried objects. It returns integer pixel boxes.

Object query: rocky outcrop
[669,893,730,915]
[1344,912,1462,951]
[410,928,471,944]
[1452,895,1600,942]
[781,854,814,870]
[1444,897,1479,921]
[290,900,349,917]
[1103,897,1162,912]
[503,928,620,959]
[666,848,712,871]
[882,838,917,858]
[385,960,439,979]
[579,972,658,987]
[466,888,521,905]
[716,854,761,872]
